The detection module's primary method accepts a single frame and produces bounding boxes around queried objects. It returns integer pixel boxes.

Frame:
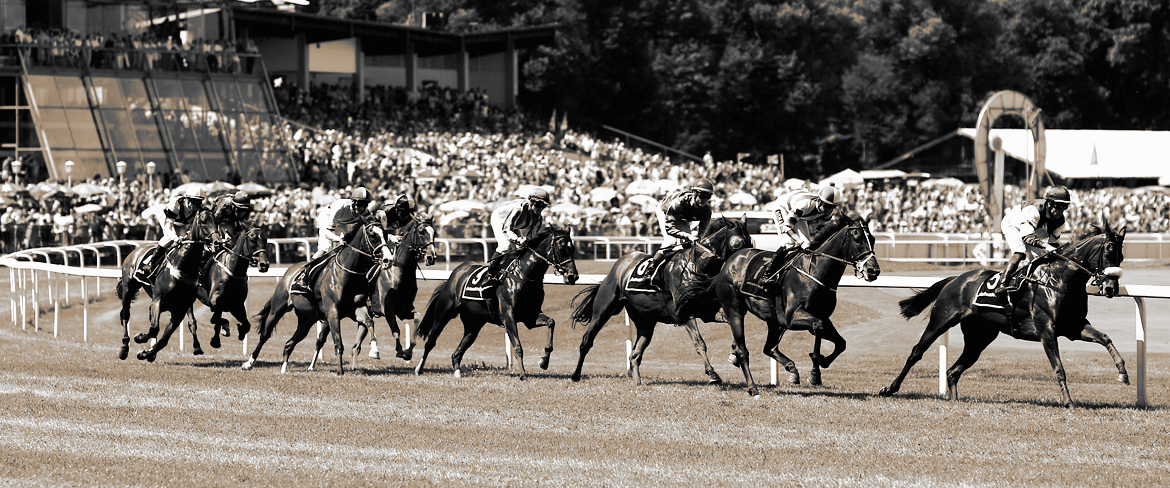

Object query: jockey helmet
[818,185,840,206]
[230,191,250,207]
[396,194,415,211]
[691,178,715,195]
[349,187,372,203]
[184,186,206,201]
[528,188,552,207]
[1044,186,1072,206]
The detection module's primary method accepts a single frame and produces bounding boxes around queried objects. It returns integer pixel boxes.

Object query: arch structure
[973,90,1046,233]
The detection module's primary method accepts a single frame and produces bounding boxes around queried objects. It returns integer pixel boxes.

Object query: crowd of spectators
[1,26,260,73]
[1,74,1168,256]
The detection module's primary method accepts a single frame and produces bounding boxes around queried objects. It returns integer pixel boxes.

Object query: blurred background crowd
[1,81,1167,255]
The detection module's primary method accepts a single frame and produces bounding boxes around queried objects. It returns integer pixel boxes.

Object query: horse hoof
[571,374,581,382]
[809,372,822,386]
[454,368,462,378]
[788,373,800,385]
[220,327,231,338]
[136,351,148,361]
[236,324,249,340]
[539,357,550,370]
[241,360,254,371]
[146,353,157,363]
[397,350,412,361]
[119,347,129,361]
[707,375,723,385]
[193,348,204,356]
[878,387,893,397]
[133,333,149,344]
[209,336,220,349]
[1118,374,1130,385]
[748,388,759,397]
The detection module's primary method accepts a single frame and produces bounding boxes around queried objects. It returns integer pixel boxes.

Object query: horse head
[525,225,579,284]
[693,216,752,275]
[398,216,438,267]
[1062,222,1126,298]
[806,209,881,281]
[346,221,393,269]
[241,225,270,273]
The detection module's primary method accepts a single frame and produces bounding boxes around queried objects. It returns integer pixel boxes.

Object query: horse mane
[807,207,854,250]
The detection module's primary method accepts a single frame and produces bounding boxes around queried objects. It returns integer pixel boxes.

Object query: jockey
[136,185,206,284]
[646,177,715,282]
[759,185,840,289]
[290,187,374,295]
[484,187,551,287]
[207,190,252,248]
[995,185,1072,294]
[377,193,417,292]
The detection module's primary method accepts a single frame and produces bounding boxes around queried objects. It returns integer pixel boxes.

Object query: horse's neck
[511,249,549,283]
[1034,249,1093,289]
[174,242,204,271]
[800,233,850,282]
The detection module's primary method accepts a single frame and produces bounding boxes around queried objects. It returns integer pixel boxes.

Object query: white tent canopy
[818,169,864,187]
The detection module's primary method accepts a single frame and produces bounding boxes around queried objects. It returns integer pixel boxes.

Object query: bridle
[334,223,389,279]
[692,218,748,265]
[795,219,878,281]
[1037,234,1123,289]
[213,227,269,280]
[525,231,576,278]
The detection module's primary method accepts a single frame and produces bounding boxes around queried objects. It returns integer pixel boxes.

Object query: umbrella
[728,191,758,206]
[627,194,658,211]
[655,179,682,194]
[921,177,965,188]
[72,183,109,198]
[439,210,470,226]
[141,202,166,221]
[762,199,783,211]
[0,195,19,207]
[582,207,608,217]
[28,182,72,200]
[589,187,619,203]
[782,178,808,190]
[513,184,555,198]
[1,182,27,195]
[455,168,484,179]
[549,202,583,215]
[485,200,508,212]
[438,199,486,212]
[818,169,864,187]
[205,181,237,194]
[237,182,273,195]
[75,203,105,213]
[416,168,444,179]
[624,179,659,195]
[172,182,207,196]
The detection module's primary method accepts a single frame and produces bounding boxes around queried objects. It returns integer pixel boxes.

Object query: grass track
[1,261,1169,486]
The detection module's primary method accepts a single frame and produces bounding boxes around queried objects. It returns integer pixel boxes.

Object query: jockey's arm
[321,224,344,245]
[664,218,697,244]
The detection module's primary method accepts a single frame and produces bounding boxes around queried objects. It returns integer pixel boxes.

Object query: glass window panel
[199,153,229,182]
[0,77,20,106]
[65,108,103,149]
[100,109,139,149]
[164,109,199,150]
[27,75,62,107]
[238,81,267,113]
[234,151,262,183]
[54,77,90,108]
[37,108,75,149]
[154,79,183,111]
[172,152,205,182]
[190,109,225,152]
[90,77,126,109]
[68,150,110,180]
[18,110,39,148]
[121,79,150,111]
[129,109,163,150]
[213,80,241,111]
[138,151,169,182]
[180,80,210,111]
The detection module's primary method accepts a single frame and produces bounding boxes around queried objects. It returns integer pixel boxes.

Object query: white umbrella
[582,207,608,217]
[438,199,487,212]
[513,184,555,197]
[728,191,758,206]
[656,179,682,193]
[172,182,207,195]
[782,178,807,190]
[920,177,965,188]
[75,203,104,213]
[627,194,658,211]
[589,187,618,203]
[141,203,166,221]
[439,210,470,226]
[818,169,864,187]
[763,199,784,211]
[549,202,583,215]
[624,179,658,195]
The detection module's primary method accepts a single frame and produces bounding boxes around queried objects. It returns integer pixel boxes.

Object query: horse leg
[227,303,252,343]
[878,308,963,397]
[537,313,555,371]
[571,286,624,382]
[1074,321,1129,385]
[280,310,317,374]
[309,318,331,371]
[724,309,758,397]
[628,317,658,386]
[187,308,204,356]
[242,290,293,371]
[208,310,223,350]
[944,323,998,402]
[328,310,346,376]
[502,315,527,381]
[413,298,460,375]
[118,280,136,360]
[762,317,798,385]
[352,309,372,368]
[451,316,487,378]
[134,300,161,344]
[1039,330,1074,408]
[808,321,846,387]
[684,319,723,385]
[138,304,185,362]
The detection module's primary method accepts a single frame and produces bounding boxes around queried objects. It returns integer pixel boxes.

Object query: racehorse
[342,216,437,368]
[184,224,271,354]
[709,209,880,396]
[408,225,579,380]
[569,216,752,385]
[241,221,392,375]
[879,223,1127,408]
[115,212,208,362]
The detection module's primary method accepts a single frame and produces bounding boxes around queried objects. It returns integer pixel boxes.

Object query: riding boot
[136,246,165,285]
[995,253,1025,295]
[482,254,504,288]
[647,248,671,291]
[758,247,791,290]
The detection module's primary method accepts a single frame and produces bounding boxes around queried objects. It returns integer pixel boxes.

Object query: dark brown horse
[185,224,271,354]
[879,223,1127,407]
[569,217,752,385]
[341,217,436,368]
[408,225,579,379]
[241,222,391,374]
[710,209,881,396]
[115,214,208,362]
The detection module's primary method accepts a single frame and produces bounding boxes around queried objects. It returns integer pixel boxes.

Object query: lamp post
[116,160,127,211]
[116,160,127,186]
[10,159,20,185]
[64,160,74,188]
[146,161,156,192]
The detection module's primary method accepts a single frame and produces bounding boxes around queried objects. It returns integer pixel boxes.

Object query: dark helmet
[230,191,250,207]
[396,194,415,211]
[818,185,840,206]
[528,188,552,207]
[1043,186,1072,205]
[691,178,715,195]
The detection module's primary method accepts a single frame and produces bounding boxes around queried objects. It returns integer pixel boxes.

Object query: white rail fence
[2,244,1167,407]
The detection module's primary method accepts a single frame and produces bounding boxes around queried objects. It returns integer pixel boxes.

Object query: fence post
[82,277,88,342]
[1135,297,1147,408]
[938,330,949,395]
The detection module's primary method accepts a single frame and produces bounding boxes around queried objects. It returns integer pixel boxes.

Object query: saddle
[624,254,670,293]
[460,266,496,301]
[738,252,775,299]
[973,261,1040,311]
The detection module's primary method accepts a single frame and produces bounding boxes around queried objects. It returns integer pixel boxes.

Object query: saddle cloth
[460,266,495,301]
[624,255,662,293]
[737,252,774,300]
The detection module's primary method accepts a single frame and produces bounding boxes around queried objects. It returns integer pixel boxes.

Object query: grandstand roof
[955,128,1170,179]
[232,7,557,57]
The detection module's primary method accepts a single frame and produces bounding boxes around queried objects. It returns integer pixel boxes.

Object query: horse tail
[898,276,957,319]
[115,280,124,300]
[413,283,449,342]
[569,284,601,330]
[253,301,273,332]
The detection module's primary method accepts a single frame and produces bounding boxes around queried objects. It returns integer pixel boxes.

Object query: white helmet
[184,186,207,200]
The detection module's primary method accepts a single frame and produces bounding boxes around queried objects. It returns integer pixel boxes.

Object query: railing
[2,249,1166,407]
